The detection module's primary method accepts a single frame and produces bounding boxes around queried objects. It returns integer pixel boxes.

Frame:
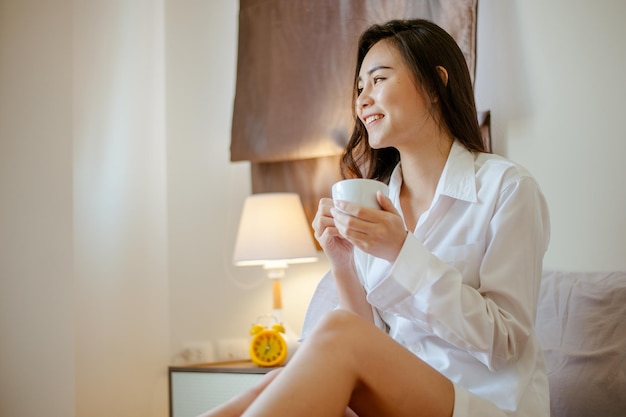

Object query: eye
[373,76,385,84]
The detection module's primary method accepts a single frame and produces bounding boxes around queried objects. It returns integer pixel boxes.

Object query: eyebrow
[357,65,393,82]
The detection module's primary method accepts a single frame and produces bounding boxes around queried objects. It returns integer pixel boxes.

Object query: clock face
[250,329,287,367]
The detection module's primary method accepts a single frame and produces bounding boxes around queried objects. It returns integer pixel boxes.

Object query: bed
[535,270,626,417]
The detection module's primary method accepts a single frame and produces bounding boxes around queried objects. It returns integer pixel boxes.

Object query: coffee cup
[331,179,389,209]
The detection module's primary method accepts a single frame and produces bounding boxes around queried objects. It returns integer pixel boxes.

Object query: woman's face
[356,40,435,151]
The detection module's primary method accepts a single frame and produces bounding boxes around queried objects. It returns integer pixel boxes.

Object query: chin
[367,137,385,149]
[367,130,394,149]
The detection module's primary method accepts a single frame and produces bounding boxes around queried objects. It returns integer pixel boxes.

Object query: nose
[356,86,373,112]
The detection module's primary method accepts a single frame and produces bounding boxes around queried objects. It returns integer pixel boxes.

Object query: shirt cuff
[366,233,444,311]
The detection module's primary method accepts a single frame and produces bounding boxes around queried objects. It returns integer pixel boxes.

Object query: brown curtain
[231,0,482,227]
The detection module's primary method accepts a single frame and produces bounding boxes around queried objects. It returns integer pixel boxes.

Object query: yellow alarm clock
[249,321,288,367]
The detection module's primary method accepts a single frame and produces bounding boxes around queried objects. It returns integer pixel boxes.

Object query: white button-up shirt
[302,141,551,416]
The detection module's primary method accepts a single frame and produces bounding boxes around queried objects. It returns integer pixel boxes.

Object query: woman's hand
[313,197,374,320]
[312,197,355,269]
[331,191,407,263]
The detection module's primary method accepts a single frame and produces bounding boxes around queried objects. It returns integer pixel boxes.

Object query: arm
[312,198,374,322]
[367,176,550,370]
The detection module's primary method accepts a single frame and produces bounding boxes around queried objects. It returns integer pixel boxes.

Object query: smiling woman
[201,18,550,417]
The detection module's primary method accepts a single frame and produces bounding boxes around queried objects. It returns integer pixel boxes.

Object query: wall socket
[216,338,250,361]
[174,341,215,365]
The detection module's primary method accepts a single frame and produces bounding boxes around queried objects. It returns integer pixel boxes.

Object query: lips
[364,114,384,125]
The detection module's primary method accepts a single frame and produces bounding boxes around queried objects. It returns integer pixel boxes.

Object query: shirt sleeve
[365,175,550,371]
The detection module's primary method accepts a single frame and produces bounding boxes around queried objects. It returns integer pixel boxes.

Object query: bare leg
[241,309,454,417]
[198,363,359,417]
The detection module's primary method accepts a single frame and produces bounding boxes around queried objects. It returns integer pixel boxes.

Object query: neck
[399,134,453,195]
[397,134,453,229]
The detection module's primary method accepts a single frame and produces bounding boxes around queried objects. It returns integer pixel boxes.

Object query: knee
[299,310,374,367]
[309,309,365,346]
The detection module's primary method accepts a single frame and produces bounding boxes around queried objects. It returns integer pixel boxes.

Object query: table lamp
[232,192,318,322]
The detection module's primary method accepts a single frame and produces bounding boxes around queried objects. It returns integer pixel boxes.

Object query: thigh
[316,310,454,417]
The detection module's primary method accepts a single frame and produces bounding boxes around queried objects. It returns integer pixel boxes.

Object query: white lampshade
[233,193,318,267]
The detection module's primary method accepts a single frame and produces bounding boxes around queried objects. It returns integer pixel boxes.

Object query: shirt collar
[389,140,477,204]
[436,140,478,203]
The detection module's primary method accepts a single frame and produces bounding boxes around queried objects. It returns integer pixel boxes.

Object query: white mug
[331,179,389,209]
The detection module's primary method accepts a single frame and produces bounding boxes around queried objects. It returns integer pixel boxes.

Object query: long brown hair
[341,19,485,182]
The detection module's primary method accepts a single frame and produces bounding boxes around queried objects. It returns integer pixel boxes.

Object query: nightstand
[168,360,278,417]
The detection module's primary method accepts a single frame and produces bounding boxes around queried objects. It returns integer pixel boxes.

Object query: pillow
[536,271,626,417]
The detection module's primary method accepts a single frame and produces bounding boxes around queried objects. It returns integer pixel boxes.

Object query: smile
[364,114,384,125]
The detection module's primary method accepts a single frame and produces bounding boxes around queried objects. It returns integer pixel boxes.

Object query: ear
[436,66,449,87]
[429,66,449,105]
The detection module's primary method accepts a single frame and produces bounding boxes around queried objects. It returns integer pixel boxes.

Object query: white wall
[0,1,75,416]
[476,0,626,271]
[73,1,169,416]
[1,1,169,416]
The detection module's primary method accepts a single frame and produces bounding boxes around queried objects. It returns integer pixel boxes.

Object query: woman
[204,19,550,417]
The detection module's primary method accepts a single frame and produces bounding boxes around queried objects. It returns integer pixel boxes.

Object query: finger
[316,224,352,256]
[377,191,399,215]
[331,208,377,242]
[333,200,381,221]
[318,197,334,212]
[332,205,396,242]
[314,216,338,239]
[314,199,334,223]
[313,199,336,227]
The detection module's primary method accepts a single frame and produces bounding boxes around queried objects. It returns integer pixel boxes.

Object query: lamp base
[263,268,301,362]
